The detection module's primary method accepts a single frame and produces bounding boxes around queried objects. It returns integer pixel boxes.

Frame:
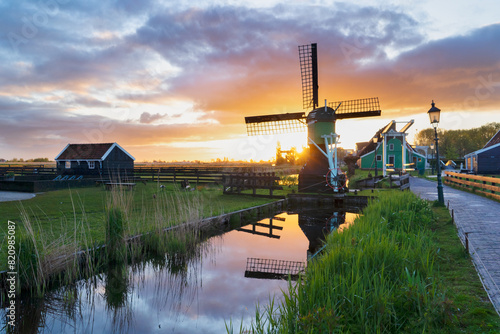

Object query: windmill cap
[307,106,336,122]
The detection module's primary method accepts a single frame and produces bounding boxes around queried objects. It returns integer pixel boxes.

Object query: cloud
[0,2,499,160]
[0,96,243,161]
[350,23,500,113]
[139,112,166,124]
[132,4,424,118]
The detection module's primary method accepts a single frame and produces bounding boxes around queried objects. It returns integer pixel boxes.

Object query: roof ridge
[67,142,115,145]
[483,129,500,149]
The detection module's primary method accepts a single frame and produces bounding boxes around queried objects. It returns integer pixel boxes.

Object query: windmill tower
[245,43,382,193]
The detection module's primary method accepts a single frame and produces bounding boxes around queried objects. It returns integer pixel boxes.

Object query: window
[88,161,95,169]
[65,161,71,169]
[389,143,394,151]
[388,155,395,166]
[376,155,382,161]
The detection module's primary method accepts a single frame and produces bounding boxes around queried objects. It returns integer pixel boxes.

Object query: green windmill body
[308,107,336,144]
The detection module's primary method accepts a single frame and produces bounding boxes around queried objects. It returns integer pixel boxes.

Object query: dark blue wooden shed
[464,129,500,174]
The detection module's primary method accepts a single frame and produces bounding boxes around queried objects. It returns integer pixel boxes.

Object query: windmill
[245,43,382,193]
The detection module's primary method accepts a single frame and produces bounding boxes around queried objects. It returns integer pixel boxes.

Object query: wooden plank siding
[444,171,500,201]
[477,144,500,174]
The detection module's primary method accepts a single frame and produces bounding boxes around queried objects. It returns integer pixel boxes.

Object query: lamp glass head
[427,100,441,128]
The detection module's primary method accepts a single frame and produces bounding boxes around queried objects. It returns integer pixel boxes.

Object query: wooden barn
[55,143,135,178]
[464,129,500,174]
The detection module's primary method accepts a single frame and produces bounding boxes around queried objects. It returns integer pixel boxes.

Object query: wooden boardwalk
[410,177,500,315]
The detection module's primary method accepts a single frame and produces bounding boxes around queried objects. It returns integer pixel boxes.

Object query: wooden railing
[444,171,500,201]
[133,167,226,184]
[0,166,56,176]
[0,165,294,188]
[222,172,283,198]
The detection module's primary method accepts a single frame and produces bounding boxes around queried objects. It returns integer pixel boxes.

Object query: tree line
[2,157,51,162]
[415,122,499,160]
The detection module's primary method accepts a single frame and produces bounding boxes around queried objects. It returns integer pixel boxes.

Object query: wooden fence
[355,173,409,191]
[222,172,283,198]
[444,171,500,201]
[0,165,289,188]
[390,173,410,191]
[0,165,56,176]
[133,166,226,184]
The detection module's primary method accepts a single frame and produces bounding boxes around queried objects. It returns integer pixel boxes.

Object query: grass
[2,181,277,294]
[430,204,500,332]
[0,182,276,272]
[235,191,500,333]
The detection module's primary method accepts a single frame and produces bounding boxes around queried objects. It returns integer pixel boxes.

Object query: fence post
[252,173,256,196]
[465,232,469,253]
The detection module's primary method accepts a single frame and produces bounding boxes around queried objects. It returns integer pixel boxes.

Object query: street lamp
[427,100,444,204]
[430,143,435,175]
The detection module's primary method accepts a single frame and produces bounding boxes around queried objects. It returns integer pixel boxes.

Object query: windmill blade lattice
[298,43,318,110]
[245,112,306,136]
[328,97,381,120]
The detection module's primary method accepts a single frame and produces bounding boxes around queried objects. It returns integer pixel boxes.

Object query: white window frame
[376,155,382,161]
[389,143,394,151]
[88,161,95,169]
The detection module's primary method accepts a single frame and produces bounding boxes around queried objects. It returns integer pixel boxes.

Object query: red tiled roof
[56,143,114,160]
[483,129,500,149]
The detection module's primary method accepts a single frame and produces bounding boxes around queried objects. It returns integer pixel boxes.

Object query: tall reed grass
[242,191,449,333]
[16,199,84,294]
[12,184,215,294]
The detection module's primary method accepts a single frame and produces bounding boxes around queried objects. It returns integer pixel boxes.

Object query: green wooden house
[357,120,426,175]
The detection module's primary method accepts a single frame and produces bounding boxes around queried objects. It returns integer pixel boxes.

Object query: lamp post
[427,100,444,204]
[430,143,435,175]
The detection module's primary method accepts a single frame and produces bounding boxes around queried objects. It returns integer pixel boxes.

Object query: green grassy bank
[0,183,276,272]
[237,191,499,333]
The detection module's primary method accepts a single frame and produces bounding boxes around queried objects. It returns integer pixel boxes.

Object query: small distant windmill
[244,43,382,193]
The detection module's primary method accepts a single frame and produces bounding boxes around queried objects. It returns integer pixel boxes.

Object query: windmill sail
[299,43,319,110]
[328,97,381,119]
[245,112,306,136]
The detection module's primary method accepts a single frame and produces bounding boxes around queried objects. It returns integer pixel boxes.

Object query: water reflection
[1,208,358,333]
[293,208,359,258]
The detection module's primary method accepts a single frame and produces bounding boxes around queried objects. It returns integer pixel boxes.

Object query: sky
[1,0,500,162]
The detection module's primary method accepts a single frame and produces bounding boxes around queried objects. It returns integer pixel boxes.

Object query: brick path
[410,177,500,315]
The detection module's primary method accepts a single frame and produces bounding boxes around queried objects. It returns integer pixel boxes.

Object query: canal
[1,208,359,333]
